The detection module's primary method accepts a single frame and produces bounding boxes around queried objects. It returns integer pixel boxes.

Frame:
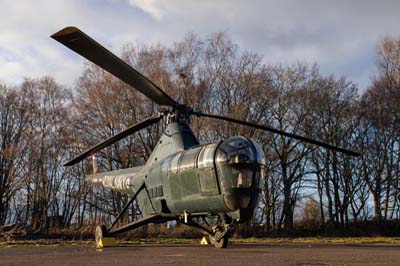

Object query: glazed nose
[223,189,251,211]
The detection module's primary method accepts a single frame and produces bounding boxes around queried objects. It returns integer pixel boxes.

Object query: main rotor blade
[51,27,178,107]
[196,112,360,157]
[64,115,163,166]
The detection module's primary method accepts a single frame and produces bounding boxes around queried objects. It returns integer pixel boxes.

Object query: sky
[1,0,399,91]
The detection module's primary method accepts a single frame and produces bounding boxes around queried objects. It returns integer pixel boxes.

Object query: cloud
[0,0,399,90]
[121,0,400,89]
[127,0,164,20]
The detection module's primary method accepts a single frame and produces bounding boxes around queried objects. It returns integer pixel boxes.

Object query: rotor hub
[162,105,193,125]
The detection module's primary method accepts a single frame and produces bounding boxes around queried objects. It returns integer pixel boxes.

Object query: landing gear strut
[94,183,164,247]
[181,214,234,248]
[209,224,232,248]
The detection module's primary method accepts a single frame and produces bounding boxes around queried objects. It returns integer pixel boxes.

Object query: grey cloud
[0,0,399,90]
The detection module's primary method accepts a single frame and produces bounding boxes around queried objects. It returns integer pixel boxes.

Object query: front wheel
[209,226,229,248]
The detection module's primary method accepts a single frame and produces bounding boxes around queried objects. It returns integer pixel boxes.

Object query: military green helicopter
[52,27,360,248]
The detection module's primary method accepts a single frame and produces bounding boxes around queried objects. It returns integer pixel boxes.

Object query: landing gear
[180,213,234,248]
[93,183,163,247]
[209,225,229,248]
[95,224,108,247]
[209,226,229,248]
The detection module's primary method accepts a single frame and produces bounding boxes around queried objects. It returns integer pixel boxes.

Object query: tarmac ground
[1,243,400,266]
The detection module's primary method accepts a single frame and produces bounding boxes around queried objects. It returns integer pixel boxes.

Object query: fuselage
[88,122,265,223]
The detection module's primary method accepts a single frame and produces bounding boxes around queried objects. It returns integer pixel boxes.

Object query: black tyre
[209,226,229,248]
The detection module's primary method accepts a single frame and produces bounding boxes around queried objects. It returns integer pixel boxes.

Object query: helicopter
[51,26,360,248]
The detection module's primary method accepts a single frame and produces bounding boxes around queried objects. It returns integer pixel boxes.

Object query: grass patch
[2,237,400,248]
[120,238,195,245]
[232,237,400,244]
[0,240,93,248]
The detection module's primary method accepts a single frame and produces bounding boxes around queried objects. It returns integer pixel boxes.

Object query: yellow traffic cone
[200,236,209,245]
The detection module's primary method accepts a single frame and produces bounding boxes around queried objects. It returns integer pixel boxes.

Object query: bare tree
[0,84,30,225]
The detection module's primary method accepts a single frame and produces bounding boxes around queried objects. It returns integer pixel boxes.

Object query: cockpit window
[215,137,264,191]
[219,165,254,189]
[234,168,253,188]
[217,136,254,163]
[250,139,266,165]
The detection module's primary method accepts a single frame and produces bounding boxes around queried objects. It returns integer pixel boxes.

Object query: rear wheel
[95,224,108,248]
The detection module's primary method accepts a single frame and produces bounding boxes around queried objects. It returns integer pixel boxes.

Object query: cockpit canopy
[215,136,265,211]
[216,136,265,166]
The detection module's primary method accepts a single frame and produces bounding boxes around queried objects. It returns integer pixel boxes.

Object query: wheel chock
[200,236,209,245]
[96,237,117,248]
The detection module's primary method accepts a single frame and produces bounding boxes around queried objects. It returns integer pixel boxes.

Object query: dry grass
[120,238,195,245]
[0,240,93,248]
[232,237,400,244]
[2,236,400,248]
